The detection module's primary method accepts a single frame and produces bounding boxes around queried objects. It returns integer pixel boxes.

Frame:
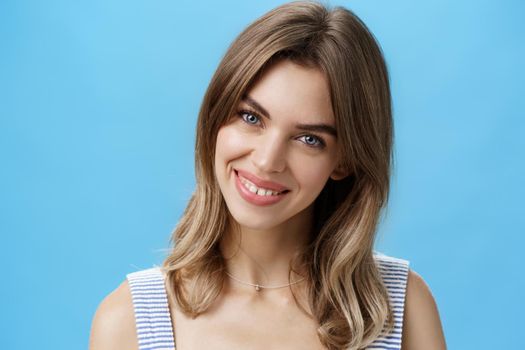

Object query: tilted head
[195,0,393,235]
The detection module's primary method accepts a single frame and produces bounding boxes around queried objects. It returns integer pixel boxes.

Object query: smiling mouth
[234,170,291,197]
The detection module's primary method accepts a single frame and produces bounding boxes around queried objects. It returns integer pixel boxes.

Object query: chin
[228,208,285,232]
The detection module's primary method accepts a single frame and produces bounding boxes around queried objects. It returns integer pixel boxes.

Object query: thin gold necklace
[225,271,306,291]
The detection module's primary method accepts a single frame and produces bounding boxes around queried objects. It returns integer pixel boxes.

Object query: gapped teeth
[240,177,281,196]
[257,188,276,196]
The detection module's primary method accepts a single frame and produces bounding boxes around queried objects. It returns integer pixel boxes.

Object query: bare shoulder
[89,279,138,350]
[401,269,447,350]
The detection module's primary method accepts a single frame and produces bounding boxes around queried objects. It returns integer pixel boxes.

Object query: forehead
[244,60,335,124]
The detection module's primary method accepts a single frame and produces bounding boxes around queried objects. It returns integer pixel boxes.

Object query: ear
[329,164,348,181]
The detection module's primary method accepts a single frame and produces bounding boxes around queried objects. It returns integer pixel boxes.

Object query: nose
[251,133,287,173]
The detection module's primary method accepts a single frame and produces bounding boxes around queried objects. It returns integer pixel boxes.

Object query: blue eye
[237,109,326,149]
[238,110,261,125]
[299,134,325,149]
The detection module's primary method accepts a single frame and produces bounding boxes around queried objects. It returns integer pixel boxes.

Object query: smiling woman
[215,60,344,227]
[90,1,446,350]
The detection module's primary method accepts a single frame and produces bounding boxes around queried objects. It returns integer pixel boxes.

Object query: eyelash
[236,109,326,149]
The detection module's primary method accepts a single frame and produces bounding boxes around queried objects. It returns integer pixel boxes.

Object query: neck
[219,204,313,290]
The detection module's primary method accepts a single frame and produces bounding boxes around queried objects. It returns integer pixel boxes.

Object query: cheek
[291,157,335,192]
[215,126,249,166]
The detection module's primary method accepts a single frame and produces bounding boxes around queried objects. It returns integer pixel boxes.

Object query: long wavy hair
[162,1,394,349]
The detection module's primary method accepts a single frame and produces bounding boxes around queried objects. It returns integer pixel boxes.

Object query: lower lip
[234,170,288,206]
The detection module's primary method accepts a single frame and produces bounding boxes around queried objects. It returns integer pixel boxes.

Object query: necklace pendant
[255,284,261,291]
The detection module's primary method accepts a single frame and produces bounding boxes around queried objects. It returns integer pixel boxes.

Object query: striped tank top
[126,253,409,350]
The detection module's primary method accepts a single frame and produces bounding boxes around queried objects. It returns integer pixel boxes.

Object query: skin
[214,59,346,288]
[89,60,447,349]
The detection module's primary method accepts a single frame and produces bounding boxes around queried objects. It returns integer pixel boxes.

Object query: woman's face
[214,59,346,231]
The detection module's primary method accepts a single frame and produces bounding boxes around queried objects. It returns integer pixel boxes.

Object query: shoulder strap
[367,253,410,350]
[127,267,176,350]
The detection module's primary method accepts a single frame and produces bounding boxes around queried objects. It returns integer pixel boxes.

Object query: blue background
[1,0,523,348]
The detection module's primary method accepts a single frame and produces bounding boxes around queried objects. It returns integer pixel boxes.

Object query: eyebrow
[241,94,337,137]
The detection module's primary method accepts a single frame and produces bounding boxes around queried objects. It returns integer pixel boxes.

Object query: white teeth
[239,175,282,197]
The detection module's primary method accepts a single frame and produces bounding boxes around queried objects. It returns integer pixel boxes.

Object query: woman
[90,1,446,349]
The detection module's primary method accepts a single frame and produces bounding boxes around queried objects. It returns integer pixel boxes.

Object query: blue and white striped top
[126,253,409,350]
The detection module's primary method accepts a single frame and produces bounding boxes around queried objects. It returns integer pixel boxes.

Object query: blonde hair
[162,1,394,348]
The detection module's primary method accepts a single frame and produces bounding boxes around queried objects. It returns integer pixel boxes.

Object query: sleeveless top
[126,253,409,350]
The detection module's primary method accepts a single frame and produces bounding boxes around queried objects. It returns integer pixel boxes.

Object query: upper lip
[235,169,289,192]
